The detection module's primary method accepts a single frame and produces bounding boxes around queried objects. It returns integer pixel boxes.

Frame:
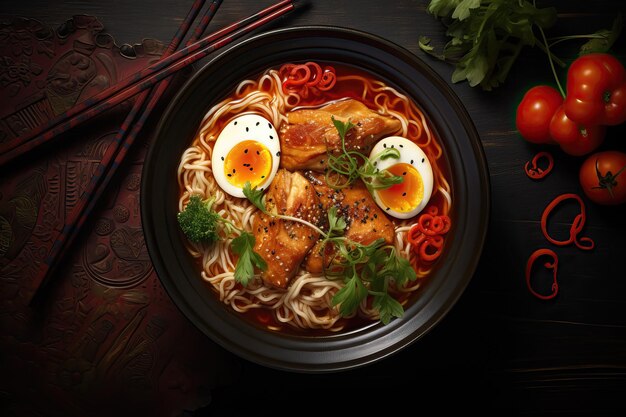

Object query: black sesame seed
[234,121,238,125]
[421,158,425,163]
[373,213,378,218]
[245,127,249,132]
[269,135,274,139]
[402,171,407,176]
[410,159,414,164]
[268,122,272,128]
[391,144,395,148]
[261,175,265,179]
[250,167,253,171]
[227,174,232,177]
[276,151,281,157]
[383,143,387,148]
[244,149,248,153]
[221,156,224,161]
[320,159,324,164]
[233,169,236,173]
[256,150,260,155]
[386,207,390,211]
[256,122,260,126]
[402,192,407,196]
[399,144,404,148]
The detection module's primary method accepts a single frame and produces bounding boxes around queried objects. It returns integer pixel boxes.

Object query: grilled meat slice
[279,99,401,171]
[303,172,395,274]
[252,169,323,288]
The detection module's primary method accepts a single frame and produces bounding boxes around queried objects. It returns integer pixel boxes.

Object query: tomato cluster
[517,53,626,156]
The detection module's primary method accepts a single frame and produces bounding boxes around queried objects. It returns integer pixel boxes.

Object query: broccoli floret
[177,195,221,244]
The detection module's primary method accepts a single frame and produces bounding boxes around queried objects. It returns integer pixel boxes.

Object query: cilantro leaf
[326,206,347,238]
[242,181,267,213]
[231,232,267,286]
[331,116,355,140]
[451,0,481,21]
[373,293,405,325]
[331,271,368,317]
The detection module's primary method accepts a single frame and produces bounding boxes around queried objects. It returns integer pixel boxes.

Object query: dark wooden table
[2,1,626,416]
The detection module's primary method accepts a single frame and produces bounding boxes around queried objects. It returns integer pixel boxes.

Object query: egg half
[211,114,280,198]
[369,136,434,219]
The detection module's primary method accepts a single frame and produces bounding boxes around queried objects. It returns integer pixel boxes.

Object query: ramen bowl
[141,26,489,372]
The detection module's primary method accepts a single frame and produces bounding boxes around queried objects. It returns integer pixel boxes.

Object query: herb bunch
[419,0,622,90]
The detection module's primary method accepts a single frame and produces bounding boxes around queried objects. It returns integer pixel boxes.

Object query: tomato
[549,105,605,156]
[564,53,626,126]
[579,151,626,205]
[516,85,563,144]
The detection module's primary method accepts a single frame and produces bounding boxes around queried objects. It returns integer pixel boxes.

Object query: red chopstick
[28,0,301,304]
[0,0,300,168]
[26,0,218,304]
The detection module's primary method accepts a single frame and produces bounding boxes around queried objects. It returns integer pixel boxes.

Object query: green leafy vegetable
[231,232,267,287]
[177,194,267,286]
[242,182,267,213]
[421,0,558,90]
[421,1,622,90]
[326,117,403,191]
[331,270,368,317]
[176,195,222,244]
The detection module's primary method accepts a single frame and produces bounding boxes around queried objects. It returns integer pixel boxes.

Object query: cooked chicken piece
[279,99,401,171]
[303,172,395,274]
[253,169,323,288]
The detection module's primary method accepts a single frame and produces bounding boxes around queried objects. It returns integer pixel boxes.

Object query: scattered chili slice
[408,205,451,266]
[525,248,559,300]
[541,193,595,250]
[280,61,337,96]
[524,151,554,180]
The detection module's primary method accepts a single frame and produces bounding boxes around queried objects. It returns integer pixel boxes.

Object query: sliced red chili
[524,151,554,179]
[526,248,559,300]
[540,193,595,250]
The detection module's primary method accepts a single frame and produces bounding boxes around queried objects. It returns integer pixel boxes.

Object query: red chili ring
[525,151,554,180]
[526,248,559,300]
[540,193,594,250]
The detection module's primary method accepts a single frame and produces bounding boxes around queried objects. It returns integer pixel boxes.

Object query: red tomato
[516,85,563,144]
[549,105,605,156]
[579,151,626,205]
[564,53,626,126]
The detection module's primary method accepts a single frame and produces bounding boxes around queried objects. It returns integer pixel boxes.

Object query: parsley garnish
[177,194,267,286]
[326,117,403,192]
[231,232,267,287]
[420,1,622,90]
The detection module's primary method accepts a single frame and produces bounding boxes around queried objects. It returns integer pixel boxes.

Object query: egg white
[369,136,434,219]
[211,113,280,198]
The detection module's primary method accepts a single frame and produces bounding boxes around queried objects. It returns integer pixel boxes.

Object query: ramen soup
[177,62,452,332]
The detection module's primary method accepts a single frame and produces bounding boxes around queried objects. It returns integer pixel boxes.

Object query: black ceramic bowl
[141,26,490,372]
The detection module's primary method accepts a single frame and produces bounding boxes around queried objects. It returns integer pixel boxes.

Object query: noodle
[177,64,452,332]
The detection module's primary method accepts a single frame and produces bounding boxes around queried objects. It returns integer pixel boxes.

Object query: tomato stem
[593,159,626,199]
[537,25,566,98]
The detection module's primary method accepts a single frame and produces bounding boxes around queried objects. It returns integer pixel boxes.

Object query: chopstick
[26,0,219,304]
[0,0,301,168]
[27,0,302,304]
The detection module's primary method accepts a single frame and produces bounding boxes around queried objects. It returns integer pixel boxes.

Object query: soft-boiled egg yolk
[211,113,280,198]
[223,140,272,188]
[377,163,423,213]
[368,136,434,219]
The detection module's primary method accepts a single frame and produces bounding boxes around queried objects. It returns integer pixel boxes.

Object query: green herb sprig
[419,0,622,90]
[325,117,403,192]
[177,194,266,286]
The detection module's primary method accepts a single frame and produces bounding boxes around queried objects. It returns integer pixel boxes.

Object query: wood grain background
[2,1,626,415]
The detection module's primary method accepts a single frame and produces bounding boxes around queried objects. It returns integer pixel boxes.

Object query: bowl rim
[141,25,491,373]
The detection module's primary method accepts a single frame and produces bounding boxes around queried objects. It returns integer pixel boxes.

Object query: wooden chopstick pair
[26,0,304,305]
